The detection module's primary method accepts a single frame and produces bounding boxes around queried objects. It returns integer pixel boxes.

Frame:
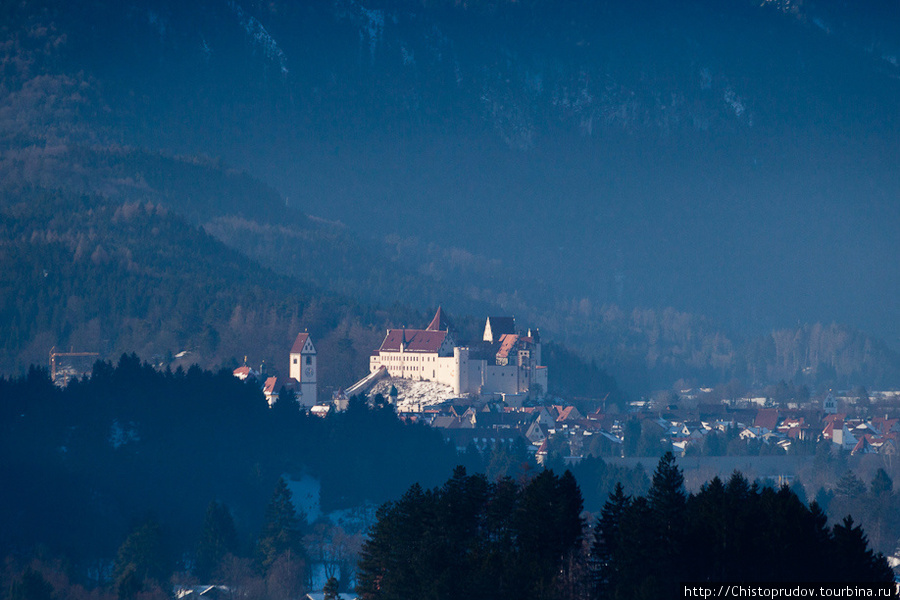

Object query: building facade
[369,308,548,397]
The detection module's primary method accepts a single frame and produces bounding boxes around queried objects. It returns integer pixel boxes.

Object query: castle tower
[289,332,317,407]
[528,327,542,367]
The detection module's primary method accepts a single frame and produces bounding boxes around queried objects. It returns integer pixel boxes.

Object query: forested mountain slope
[1,0,898,391]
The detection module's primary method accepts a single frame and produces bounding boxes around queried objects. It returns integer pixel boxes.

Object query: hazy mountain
[2,0,899,392]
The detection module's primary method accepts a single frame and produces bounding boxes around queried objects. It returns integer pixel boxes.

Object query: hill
[1,0,899,392]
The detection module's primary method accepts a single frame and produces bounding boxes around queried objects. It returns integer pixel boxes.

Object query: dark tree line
[0,354,631,596]
[357,467,584,600]
[3,476,309,600]
[0,356,462,583]
[592,454,895,600]
[357,455,894,600]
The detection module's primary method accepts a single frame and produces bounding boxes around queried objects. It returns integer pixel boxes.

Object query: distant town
[218,308,900,465]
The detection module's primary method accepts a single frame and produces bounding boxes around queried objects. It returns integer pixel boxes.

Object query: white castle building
[369,308,548,397]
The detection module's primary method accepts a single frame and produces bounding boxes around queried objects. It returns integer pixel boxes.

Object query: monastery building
[369,308,548,397]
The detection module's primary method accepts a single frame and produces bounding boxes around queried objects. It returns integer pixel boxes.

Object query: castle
[368,308,548,397]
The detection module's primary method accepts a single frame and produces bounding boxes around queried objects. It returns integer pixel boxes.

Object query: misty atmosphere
[2,0,900,598]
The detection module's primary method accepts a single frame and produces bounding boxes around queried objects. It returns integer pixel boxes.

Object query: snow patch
[147,9,167,39]
[369,377,459,412]
[285,474,321,523]
[336,0,385,62]
[228,2,289,75]
[360,6,384,61]
[109,419,140,449]
[723,87,745,118]
[400,44,414,66]
[812,17,830,34]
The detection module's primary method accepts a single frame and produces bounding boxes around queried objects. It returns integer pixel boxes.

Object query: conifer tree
[870,468,893,495]
[195,501,239,581]
[256,477,306,573]
[831,516,895,582]
[648,452,685,516]
[647,452,685,583]
[8,568,55,600]
[836,471,867,498]
[323,575,340,600]
[114,518,170,587]
[592,483,631,598]
[357,468,583,600]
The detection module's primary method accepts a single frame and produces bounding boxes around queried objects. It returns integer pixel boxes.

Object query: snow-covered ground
[285,473,321,523]
[368,377,460,411]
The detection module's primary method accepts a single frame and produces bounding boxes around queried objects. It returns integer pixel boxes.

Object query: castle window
[305,356,312,365]
[293,358,298,364]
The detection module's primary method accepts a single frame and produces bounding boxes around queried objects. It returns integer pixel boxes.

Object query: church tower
[289,332,317,407]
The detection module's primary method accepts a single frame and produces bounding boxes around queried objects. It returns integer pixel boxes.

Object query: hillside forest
[3,360,900,599]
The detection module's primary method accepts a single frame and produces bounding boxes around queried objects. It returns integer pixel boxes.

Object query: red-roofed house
[263,376,297,407]
[871,417,900,436]
[754,409,781,433]
[233,365,256,381]
[778,417,812,441]
[536,439,549,465]
[851,435,878,455]
[556,406,584,422]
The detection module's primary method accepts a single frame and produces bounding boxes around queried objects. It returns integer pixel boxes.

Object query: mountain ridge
[2,0,898,392]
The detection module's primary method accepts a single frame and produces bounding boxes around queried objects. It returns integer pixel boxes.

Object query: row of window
[382,354,434,362]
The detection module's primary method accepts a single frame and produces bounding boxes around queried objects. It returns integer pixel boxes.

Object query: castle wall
[371,350,440,381]
[467,358,485,395]
[533,366,548,395]
[436,355,460,393]
[483,364,521,395]
[367,323,547,398]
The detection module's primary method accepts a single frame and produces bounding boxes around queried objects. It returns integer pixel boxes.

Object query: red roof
[291,332,310,354]
[872,418,899,435]
[264,377,297,395]
[496,334,519,359]
[426,306,450,331]
[754,409,780,431]
[851,436,872,455]
[556,406,581,422]
[379,328,447,353]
